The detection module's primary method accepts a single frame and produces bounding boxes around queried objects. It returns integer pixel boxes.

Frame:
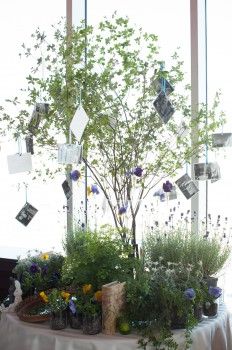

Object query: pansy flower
[61,291,71,301]
[163,180,173,192]
[39,291,48,303]
[69,299,77,314]
[118,206,127,215]
[70,169,81,181]
[82,284,92,294]
[184,288,196,300]
[29,262,40,274]
[91,184,100,194]
[133,167,143,177]
[94,290,102,302]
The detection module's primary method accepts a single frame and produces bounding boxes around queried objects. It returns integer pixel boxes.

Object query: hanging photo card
[168,186,177,200]
[25,134,34,155]
[58,144,82,164]
[7,153,32,174]
[155,77,174,96]
[194,162,221,182]
[62,180,72,199]
[28,103,49,135]
[15,202,38,227]
[175,173,199,200]
[153,91,175,124]
[212,133,232,147]
[70,105,89,143]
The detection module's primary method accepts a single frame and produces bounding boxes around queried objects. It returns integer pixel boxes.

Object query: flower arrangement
[13,250,64,297]
[203,286,222,317]
[71,284,102,317]
[39,289,71,312]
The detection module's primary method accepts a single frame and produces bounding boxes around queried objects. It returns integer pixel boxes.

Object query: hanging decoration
[194,162,221,183]
[62,180,72,199]
[118,205,127,216]
[175,174,199,200]
[132,166,143,177]
[87,184,100,196]
[25,133,34,155]
[7,137,32,174]
[153,189,166,202]
[58,144,82,164]
[168,186,177,200]
[212,133,232,147]
[69,169,81,181]
[28,103,49,136]
[70,105,89,143]
[15,184,38,226]
[153,63,175,124]
[163,180,173,192]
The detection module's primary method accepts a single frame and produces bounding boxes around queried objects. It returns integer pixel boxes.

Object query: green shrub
[62,227,135,289]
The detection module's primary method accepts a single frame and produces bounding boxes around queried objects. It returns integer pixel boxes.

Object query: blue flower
[41,265,48,275]
[91,184,100,194]
[209,286,222,299]
[133,167,143,177]
[163,180,173,192]
[29,262,40,274]
[184,288,196,300]
[118,206,127,215]
[70,170,81,181]
[69,299,77,315]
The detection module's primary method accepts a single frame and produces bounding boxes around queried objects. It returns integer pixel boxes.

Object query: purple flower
[118,206,127,215]
[209,286,222,299]
[133,167,143,177]
[70,170,81,181]
[184,288,196,300]
[91,184,100,194]
[163,180,173,192]
[41,265,48,275]
[29,262,40,274]
[69,299,77,315]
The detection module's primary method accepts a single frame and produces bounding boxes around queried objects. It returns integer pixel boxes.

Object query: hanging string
[185,162,188,175]
[69,128,72,145]
[17,136,22,155]
[160,62,166,94]
[24,183,28,203]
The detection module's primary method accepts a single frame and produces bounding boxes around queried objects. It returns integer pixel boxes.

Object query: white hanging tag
[7,153,32,174]
[70,105,89,142]
[58,144,82,164]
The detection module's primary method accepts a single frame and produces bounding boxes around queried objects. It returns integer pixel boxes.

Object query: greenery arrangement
[13,250,64,297]
[124,260,205,349]
[39,289,70,312]
[0,14,224,256]
[70,284,102,317]
[144,227,230,277]
[62,227,136,289]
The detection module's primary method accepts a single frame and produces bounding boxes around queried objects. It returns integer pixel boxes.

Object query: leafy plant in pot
[72,284,102,335]
[203,286,222,317]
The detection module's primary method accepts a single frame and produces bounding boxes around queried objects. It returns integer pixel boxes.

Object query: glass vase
[69,311,82,329]
[50,310,67,330]
[203,302,218,317]
[82,314,102,335]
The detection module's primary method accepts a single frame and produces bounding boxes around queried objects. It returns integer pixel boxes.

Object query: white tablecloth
[0,305,231,350]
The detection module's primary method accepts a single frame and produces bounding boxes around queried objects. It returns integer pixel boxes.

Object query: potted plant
[73,284,102,335]
[144,227,230,283]
[13,250,64,297]
[203,286,222,317]
[125,260,204,349]
[39,289,70,330]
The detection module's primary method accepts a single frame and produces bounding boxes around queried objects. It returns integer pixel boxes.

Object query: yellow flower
[61,291,71,301]
[82,284,92,294]
[87,186,92,196]
[94,290,102,302]
[40,252,49,260]
[39,291,48,303]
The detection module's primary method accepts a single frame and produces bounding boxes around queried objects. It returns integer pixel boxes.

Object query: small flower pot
[69,311,82,329]
[204,276,218,288]
[50,310,67,330]
[194,305,203,322]
[203,302,218,317]
[82,314,102,335]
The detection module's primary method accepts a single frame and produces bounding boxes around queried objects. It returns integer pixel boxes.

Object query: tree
[0,14,224,256]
